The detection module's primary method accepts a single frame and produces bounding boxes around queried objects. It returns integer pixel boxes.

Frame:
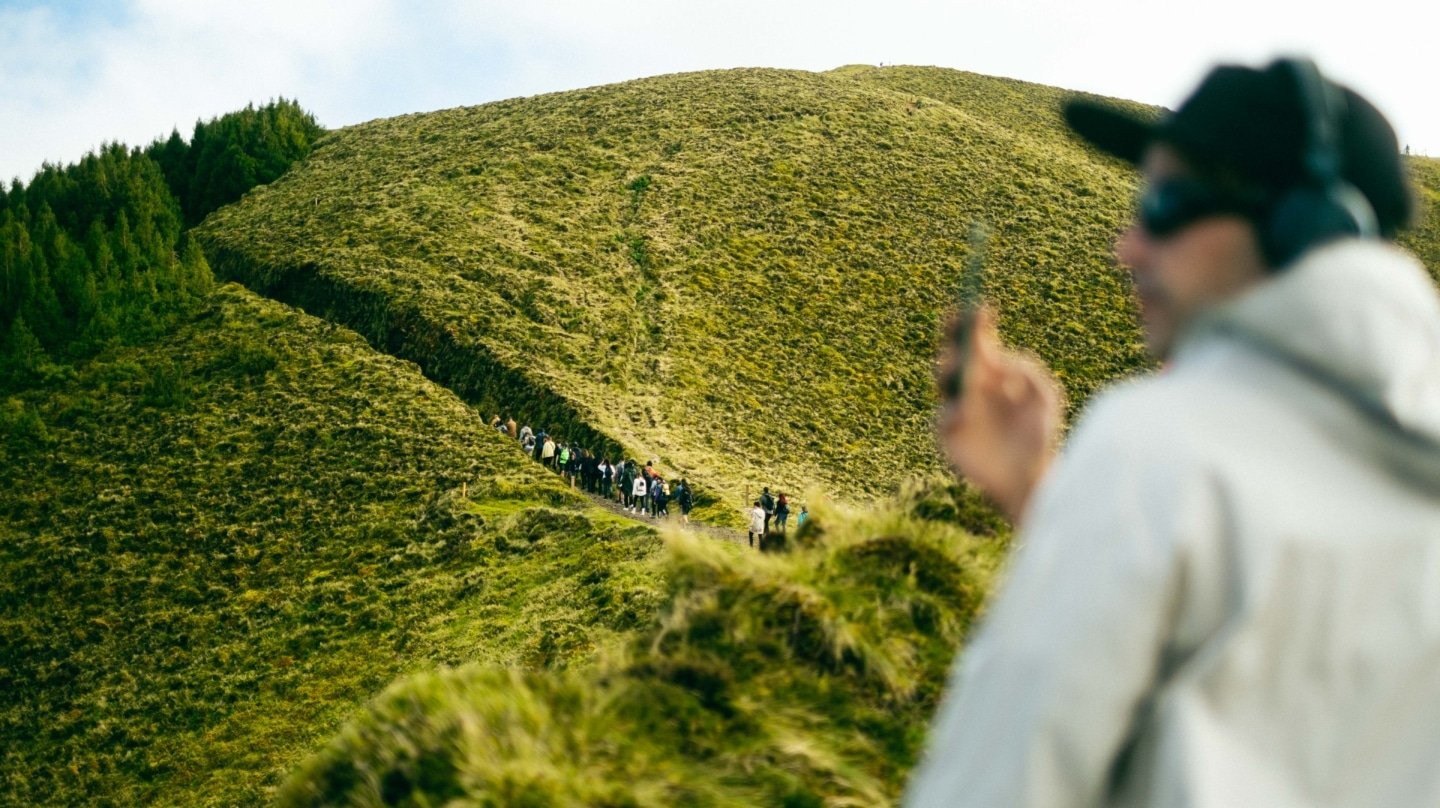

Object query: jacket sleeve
[905,394,1204,807]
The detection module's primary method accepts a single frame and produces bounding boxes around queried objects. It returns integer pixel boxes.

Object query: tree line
[0,99,324,389]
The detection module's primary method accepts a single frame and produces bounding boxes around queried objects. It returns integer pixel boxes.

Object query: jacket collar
[1178,239,1440,443]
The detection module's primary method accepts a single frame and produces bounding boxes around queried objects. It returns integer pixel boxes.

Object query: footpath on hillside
[579,484,748,546]
[483,414,760,547]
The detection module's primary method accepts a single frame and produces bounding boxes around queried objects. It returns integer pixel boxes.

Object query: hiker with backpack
[675,478,694,525]
[585,450,598,493]
[630,473,647,515]
[747,500,766,548]
[774,492,790,533]
[652,477,669,518]
[573,446,585,487]
[618,461,635,509]
[641,462,657,514]
[566,445,581,486]
[759,487,776,535]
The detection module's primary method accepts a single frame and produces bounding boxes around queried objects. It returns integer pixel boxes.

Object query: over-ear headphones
[1262,57,1379,269]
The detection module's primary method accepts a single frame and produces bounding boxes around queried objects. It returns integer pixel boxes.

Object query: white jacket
[907,241,1440,808]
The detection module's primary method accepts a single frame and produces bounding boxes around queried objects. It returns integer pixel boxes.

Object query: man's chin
[1140,321,1174,362]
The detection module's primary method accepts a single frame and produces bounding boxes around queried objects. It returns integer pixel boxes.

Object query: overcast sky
[3,0,1437,185]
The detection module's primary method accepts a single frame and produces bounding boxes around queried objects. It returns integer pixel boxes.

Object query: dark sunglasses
[1138,178,1264,238]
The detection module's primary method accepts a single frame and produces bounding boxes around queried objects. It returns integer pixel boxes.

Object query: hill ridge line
[199,243,736,514]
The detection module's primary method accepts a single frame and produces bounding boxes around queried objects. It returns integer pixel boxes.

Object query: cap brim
[1062,98,1156,165]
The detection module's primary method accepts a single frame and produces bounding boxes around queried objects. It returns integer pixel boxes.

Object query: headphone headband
[1274,56,1378,241]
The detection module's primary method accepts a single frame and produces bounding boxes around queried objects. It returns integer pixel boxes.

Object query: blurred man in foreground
[907,57,1440,807]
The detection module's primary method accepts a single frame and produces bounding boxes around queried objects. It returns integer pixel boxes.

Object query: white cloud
[2,0,1436,184]
[0,0,408,182]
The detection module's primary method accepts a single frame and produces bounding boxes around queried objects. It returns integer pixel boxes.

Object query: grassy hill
[0,281,1006,805]
[7,64,1437,805]
[0,284,666,804]
[196,66,1162,521]
[1401,156,1440,280]
[279,490,1005,806]
[198,65,1440,519]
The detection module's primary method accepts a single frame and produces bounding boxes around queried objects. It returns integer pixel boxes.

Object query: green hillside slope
[12,64,1435,805]
[0,284,665,805]
[279,492,1005,806]
[197,66,1440,518]
[1400,156,1440,280]
[196,66,1155,518]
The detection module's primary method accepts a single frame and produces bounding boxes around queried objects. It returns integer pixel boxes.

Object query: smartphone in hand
[938,223,990,403]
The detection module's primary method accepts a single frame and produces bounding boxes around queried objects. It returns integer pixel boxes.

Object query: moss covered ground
[195,66,1157,520]
[1400,156,1440,283]
[0,284,666,805]
[202,65,1439,522]
[279,483,1007,806]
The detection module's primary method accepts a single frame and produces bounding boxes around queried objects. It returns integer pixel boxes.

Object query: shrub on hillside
[279,493,1004,805]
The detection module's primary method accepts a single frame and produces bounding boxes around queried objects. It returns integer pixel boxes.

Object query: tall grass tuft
[281,487,1006,805]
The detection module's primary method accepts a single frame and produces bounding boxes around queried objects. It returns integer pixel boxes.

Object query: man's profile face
[1115,144,1269,359]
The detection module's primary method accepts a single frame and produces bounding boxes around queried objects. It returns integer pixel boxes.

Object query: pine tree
[19,241,64,351]
[0,209,22,328]
[148,129,191,210]
[1,99,313,390]
[0,315,52,386]
[178,232,214,300]
[154,98,324,226]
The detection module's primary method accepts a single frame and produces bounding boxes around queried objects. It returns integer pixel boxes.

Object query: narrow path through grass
[571,482,748,546]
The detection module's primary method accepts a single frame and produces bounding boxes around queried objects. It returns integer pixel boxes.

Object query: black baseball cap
[1063,59,1414,237]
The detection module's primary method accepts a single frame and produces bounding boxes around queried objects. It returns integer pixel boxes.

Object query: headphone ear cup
[1263,188,1362,269]
[1262,58,1381,270]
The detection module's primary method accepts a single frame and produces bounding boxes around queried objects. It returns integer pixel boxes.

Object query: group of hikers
[747,486,806,548]
[490,414,696,524]
[489,414,809,546]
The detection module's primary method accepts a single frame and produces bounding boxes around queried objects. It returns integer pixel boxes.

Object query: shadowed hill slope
[196,66,1154,517]
[0,284,666,805]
